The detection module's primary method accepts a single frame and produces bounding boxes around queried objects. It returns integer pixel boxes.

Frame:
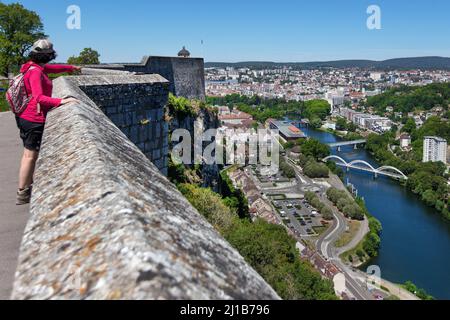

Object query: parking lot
[272,198,325,237]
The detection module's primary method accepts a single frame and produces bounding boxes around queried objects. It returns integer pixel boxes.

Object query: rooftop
[424,136,447,142]
[270,120,306,139]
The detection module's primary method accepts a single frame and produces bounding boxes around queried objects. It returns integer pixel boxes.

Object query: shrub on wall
[167,93,197,119]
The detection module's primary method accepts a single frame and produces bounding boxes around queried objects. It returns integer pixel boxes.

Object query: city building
[399,134,412,150]
[323,121,337,130]
[268,120,307,141]
[218,110,254,129]
[337,107,392,132]
[325,88,345,113]
[414,116,424,128]
[423,136,448,163]
[370,72,383,81]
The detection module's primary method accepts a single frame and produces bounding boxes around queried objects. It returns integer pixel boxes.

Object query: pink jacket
[19,61,76,123]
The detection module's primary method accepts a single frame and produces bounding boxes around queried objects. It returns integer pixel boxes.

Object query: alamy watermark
[367,5,382,30]
[67,5,81,30]
[171,125,280,174]
[366,265,382,288]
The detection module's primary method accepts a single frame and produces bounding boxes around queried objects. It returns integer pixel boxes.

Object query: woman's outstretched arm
[43,64,80,74]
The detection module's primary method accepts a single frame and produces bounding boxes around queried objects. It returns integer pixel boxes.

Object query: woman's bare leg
[18,148,39,189]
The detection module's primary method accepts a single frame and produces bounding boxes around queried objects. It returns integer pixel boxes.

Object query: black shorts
[15,116,45,152]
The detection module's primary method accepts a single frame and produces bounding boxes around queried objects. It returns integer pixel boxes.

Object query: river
[300,126,450,300]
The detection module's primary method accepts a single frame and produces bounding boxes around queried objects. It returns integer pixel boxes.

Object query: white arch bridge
[323,155,408,180]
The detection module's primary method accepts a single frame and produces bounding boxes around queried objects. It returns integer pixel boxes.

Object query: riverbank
[316,173,418,300]
[365,129,450,222]
[324,173,370,253]
[380,279,420,300]
[304,125,450,299]
[322,171,382,267]
[324,174,421,300]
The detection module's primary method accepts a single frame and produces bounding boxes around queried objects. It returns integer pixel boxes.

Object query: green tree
[421,189,438,207]
[326,187,344,204]
[402,117,416,134]
[0,3,45,75]
[321,206,333,221]
[67,47,100,65]
[309,116,323,129]
[343,204,364,220]
[346,122,358,132]
[303,160,329,178]
[337,197,351,212]
[301,138,331,160]
[335,118,347,130]
[304,100,331,120]
[178,183,236,233]
[362,232,381,257]
[305,191,317,204]
[279,158,296,179]
[311,197,325,211]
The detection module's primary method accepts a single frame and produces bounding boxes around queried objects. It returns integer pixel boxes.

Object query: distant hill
[205,57,450,70]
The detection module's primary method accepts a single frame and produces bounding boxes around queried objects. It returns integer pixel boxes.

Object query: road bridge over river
[323,155,408,180]
[327,139,367,151]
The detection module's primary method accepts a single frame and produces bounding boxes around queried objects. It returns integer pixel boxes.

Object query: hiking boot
[16,186,32,205]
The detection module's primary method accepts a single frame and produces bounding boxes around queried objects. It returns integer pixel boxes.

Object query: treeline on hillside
[366,83,450,114]
[403,116,450,161]
[206,94,330,126]
[365,118,450,220]
[205,57,450,70]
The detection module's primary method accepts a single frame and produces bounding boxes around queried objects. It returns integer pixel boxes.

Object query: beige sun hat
[31,39,55,54]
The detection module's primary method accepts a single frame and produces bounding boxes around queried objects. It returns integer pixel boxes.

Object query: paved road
[285,157,375,300]
[0,112,29,300]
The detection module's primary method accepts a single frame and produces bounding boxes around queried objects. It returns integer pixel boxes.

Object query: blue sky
[5,0,450,63]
